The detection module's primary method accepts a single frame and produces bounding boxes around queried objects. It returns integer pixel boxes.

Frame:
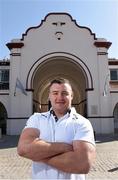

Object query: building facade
[0,13,118,135]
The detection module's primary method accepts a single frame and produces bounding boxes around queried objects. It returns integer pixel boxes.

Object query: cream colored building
[0,13,118,135]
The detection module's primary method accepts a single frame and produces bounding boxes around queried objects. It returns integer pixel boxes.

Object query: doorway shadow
[0,135,19,149]
[96,134,118,143]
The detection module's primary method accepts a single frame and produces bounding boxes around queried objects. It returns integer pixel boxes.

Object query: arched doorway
[0,102,7,135]
[113,103,118,133]
[31,56,90,116]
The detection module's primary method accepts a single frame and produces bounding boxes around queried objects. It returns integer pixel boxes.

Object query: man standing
[17,78,96,180]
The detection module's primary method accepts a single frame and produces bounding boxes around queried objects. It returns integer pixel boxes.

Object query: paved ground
[0,134,118,180]
[87,134,118,180]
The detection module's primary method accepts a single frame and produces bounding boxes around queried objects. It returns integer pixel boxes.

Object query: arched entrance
[32,58,86,115]
[113,103,118,133]
[26,53,93,117]
[0,102,7,135]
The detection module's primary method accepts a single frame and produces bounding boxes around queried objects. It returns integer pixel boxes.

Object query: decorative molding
[85,88,94,91]
[88,116,114,118]
[110,91,118,93]
[10,53,21,56]
[6,42,24,50]
[109,61,118,65]
[7,117,29,119]
[0,93,9,95]
[110,81,118,84]
[55,32,63,40]
[94,41,112,49]
[25,88,34,92]
[97,52,108,55]
[52,22,66,26]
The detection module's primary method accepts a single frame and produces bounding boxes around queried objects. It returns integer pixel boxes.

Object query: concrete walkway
[0,134,118,179]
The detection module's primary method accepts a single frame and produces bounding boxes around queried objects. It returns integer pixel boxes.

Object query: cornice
[6,42,24,50]
[109,61,118,65]
[94,41,112,49]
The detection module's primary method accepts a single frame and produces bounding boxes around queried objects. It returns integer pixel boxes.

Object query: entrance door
[114,103,118,133]
[0,102,7,134]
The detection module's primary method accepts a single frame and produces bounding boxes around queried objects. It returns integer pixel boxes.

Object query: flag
[14,78,27,96]
[103,74,110,97]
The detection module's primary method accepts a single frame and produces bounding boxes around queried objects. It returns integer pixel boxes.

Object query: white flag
[14,78,27,96]
[103,74,110,97]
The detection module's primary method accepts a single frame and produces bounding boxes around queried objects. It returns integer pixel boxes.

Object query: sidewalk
[0,134,118,179]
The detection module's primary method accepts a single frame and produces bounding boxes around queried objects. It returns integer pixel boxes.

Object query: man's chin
[54,106,66,112]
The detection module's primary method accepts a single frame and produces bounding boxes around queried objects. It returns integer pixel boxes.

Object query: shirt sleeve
[24,113,40,129]
[73,116,95,146]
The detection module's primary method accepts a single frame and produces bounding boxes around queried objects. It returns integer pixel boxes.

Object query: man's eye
[62,92,68,96]
[53,92,58,95]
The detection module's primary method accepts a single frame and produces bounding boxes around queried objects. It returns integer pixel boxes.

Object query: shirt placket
[50,115,57,142]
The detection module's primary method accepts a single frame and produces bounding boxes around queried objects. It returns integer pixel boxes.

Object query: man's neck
[51,109,71,120]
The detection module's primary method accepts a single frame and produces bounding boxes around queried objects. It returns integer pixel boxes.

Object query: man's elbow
[75,161,91,174]
[80,154,96,174]
[17,143,42,161]
[81,153,96,174]
[17,146,25,157]
[81,162,91,174]
[75,155,96,174]
[17,144,29,158]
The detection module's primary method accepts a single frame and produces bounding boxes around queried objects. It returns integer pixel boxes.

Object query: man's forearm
[19,138,73,161]
[43,151,92,174]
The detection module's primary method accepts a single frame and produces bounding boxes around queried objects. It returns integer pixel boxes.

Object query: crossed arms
[17,128,96,174]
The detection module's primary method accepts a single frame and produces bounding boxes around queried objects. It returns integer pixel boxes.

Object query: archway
[113,103,118,133]
[27,52,93,90]
[31,56,90,116]
[0,102,7,135]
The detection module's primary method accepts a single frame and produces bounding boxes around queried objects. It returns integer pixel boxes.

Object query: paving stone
[0,135,118,179]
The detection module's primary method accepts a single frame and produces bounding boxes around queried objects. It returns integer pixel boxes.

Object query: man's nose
[58,93,64,98]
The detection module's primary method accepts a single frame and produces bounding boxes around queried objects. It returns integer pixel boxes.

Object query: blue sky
[0,0,118,59]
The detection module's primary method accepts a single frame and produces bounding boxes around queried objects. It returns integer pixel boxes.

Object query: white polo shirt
[25,107,95,179]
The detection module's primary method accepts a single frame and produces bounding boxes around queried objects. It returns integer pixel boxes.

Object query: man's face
[49,83,73,113]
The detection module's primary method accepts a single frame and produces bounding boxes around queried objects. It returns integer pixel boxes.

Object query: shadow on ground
[0,135,20,149]
[96,134,118,143]
[0,134,118,149]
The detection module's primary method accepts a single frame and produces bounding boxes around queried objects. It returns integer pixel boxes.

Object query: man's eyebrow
[61,90,68,92]
[51,90,59,92]
[50,90,68,93]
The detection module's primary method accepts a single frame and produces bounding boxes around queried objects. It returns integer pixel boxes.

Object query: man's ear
[48,96,50,101]
[71,91,74,99]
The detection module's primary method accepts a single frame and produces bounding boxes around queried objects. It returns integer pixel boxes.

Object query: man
[17,78,96,180]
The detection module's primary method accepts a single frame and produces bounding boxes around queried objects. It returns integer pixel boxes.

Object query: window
[0,69,9,89]
[110,69,118,81]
